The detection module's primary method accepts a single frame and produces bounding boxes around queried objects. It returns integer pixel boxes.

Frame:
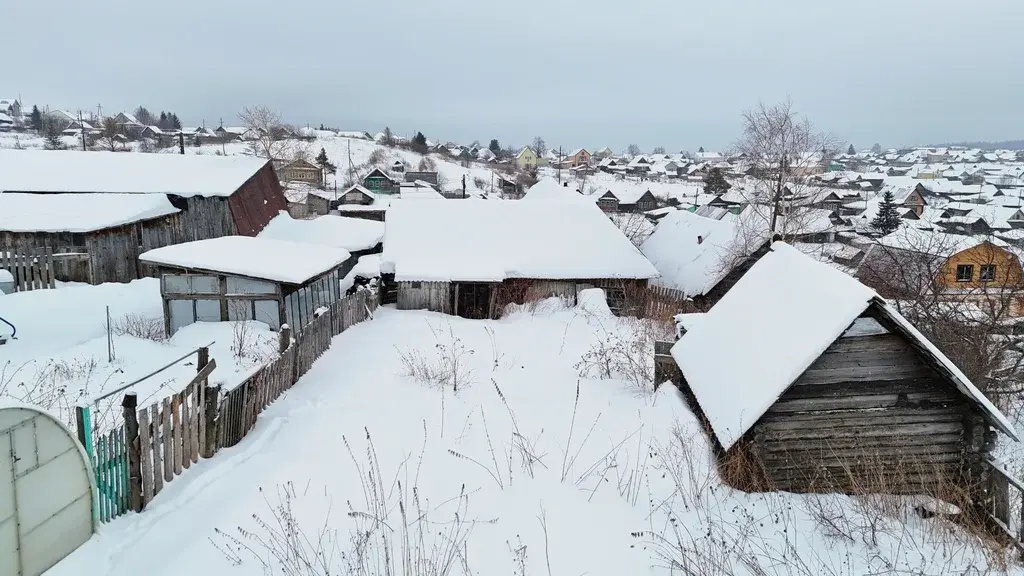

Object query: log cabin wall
[396,281,451,314]
[745,330,986,495]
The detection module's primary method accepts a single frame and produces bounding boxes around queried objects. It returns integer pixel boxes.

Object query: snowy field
[40,295,1019,576]
[0,280,277,433]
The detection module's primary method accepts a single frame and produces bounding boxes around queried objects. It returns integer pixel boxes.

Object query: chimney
[697,235,704,244]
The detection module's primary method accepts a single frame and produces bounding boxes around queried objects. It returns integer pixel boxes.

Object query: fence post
[202,384,221,458]
[122,393,143,513]
[75,405,99,525]
[278,326,292,355]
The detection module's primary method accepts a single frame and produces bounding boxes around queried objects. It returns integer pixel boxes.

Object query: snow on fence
[0,246,56,291]
[80,289,379,521]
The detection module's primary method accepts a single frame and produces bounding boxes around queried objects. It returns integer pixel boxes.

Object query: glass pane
[226,276,277,295]
[195,299,221,322]
[163,275,190,293]
[284,293,295,328]
[227,300,253,322]
[189,275,220,294]
[168,300,193,334]
[255,301,280,330]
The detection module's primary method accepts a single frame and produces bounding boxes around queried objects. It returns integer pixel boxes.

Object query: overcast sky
[7,0,1023,152]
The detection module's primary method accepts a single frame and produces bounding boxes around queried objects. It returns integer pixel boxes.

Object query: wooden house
[333,184,389,221]
[667,242,1019,502]
[0,150,286,284]
[140,236,356,336]
[596,190,658,213]
[362,168,399,195]
[276,159,324,188]
[404,172,439,188]
[516,147,538,171]
[391,160,406,174]
[382,200,659,318]
[497,174,522,198]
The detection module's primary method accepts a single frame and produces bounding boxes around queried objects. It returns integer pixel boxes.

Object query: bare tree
[627,144,641,157]
[97,117,122,151]
[531,136,547,157]
[238,106,292,160]
[732,99,841,238]
[857,228,1024,405]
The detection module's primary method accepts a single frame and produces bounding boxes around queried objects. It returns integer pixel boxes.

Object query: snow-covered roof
[259,211,384,252]
[139,236,351,285]
[383,200,659,282]
[640,210,754,296]
[521,177,593,203]
[0,113,13,124]
[671,242,1017,451]
[0,192,180,233]
[0,150,270,197]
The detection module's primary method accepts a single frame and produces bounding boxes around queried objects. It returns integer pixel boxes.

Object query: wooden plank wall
[397,281,451,314]
[0,246,55,291]
[748,331,977,494]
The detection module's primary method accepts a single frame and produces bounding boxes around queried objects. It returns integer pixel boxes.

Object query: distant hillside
[928,139,1024,151]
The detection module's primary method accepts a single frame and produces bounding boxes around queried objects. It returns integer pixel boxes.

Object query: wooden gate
[0,248,55,292]
[90,423,130,523]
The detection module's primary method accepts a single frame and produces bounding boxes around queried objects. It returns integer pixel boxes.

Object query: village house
[596,189,658,213]
[666,242,1019,507]
[362,168,400,195]
[404,171,439,188]
[859,228,1024,316]
[567,148,592,168]
[497,174,522,198]
[0,113,13,131]
[276,159,324,188]
[140,236,355,336]
[333,184,390,221]
[0,150,286,284]
[0,99,21,119]
[593,146,615,161]
[381,200,659,318]
[516,146,538,171]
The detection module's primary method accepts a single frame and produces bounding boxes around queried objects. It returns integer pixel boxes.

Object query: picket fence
[0,247,56,291]
[79,289,379,521]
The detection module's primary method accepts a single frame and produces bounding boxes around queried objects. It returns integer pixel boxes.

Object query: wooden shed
[139,236,355,336]
[0,150,287,284]
[668,242,1018,501]
[382,200,659,319]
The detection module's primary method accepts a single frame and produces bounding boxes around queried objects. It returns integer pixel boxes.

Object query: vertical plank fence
[0,246,56,291]
[97,289,380,514]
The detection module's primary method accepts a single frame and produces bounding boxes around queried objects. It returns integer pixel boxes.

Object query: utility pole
[78,110,87,151]
[179,132,185,155]
[557,147,563,184]
[96,103,103,120]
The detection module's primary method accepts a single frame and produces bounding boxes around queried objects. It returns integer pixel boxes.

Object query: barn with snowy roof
[382,200,659,318]
[0,150,286,284]
[668,242,1019,505]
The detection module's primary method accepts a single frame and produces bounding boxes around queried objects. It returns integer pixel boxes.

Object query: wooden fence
[0,247,56,291]
[82,289,379,520]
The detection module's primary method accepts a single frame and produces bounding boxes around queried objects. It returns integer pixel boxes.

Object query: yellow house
[568,148,592,168]
[938,240,1024,315]
[516,146,538,171]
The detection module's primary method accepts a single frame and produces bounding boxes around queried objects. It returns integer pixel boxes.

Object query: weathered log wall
[747,331,984,494]
[396,281,451,314]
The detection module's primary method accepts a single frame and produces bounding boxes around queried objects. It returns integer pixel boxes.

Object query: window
[980,264,997,282]
[408,281,422,289]
[956,264,974,282]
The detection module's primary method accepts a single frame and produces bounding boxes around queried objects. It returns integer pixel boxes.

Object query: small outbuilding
[139,236,354,335]
[641,208,770,309]
[668,242,1018,501]
[0,401,95,576]
[382,200,659,318]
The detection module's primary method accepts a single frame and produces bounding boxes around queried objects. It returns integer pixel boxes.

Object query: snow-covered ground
[0,280,276,433]
[42,295,1019,575]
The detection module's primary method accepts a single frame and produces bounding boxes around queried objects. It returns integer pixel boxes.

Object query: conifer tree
[871,190,902,234]
[703,167,731,195]
[315,147,336,174]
